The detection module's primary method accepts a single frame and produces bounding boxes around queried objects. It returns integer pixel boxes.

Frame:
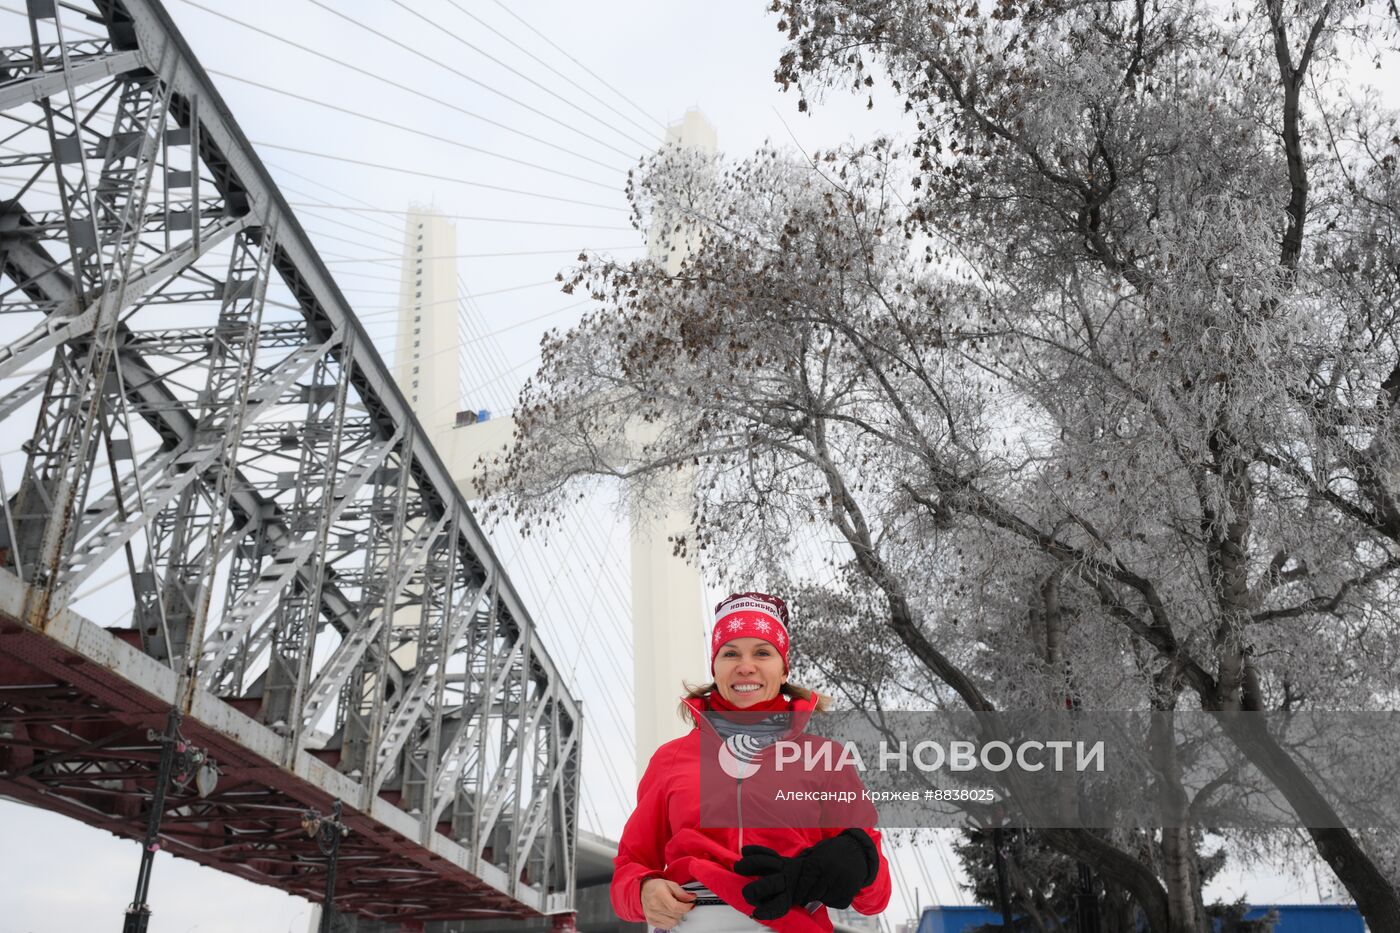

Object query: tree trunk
[1159,821,1202,933]
[1150,678,1209,933]
[1203,435,1400,933]
[1041,828,1172,933]
[1101,880,1139,933]
[813,445,1176,933]
[1005,853,1059,933]
[1215,713,1400,933]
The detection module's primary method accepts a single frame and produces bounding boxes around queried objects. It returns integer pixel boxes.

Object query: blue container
[916,904,1365,933]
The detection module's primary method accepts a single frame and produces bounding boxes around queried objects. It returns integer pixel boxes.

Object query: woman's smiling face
[713,637,786,707]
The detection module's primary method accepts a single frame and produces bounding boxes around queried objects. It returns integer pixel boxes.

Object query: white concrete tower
[392,206,460,449]
[647,109,719,274]
[628,109,717,783]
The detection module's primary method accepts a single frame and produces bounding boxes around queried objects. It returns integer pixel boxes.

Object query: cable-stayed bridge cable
[0,3,100,38]
[208,68,621,191]
[250,141,627,212]
[448,337,635,700]
[313,266,403,284]
[454,279,637,658]
[299,224,401,255]
[284,203,634,231]
[446,290,639,815]
[169,0,629,174]
[322,247,640,265]
[264,160,403,234]
[304,0,643,163]
[391,0,655,151]
[355,281,559,316]
[379,300,592,375]
[488,0,667,133]
[294,207,404,249]
[443,0,662,143]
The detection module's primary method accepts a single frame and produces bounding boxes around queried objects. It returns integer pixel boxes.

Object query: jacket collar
[684,691,820,737]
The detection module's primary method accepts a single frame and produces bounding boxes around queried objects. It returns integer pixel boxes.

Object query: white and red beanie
[710,591,791,673]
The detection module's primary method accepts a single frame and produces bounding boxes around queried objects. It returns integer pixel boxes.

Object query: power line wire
[392,0,654,151]
[208,67,620,191]
[251,141,626,212]
[490,0,667,132]
[170,0,628,175]
[304,0,642,163]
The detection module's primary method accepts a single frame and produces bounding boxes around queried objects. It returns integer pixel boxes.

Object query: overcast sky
[0,0,1372,929]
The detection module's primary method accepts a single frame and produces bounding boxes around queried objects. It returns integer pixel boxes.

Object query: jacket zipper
[736,775,745,850]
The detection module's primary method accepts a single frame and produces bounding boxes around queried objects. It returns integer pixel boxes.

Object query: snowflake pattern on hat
[710,591,792,672]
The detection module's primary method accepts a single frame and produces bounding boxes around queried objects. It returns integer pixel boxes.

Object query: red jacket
[611,693,893,932]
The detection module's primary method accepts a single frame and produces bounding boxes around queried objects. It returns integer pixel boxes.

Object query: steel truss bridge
[0,0,582,926]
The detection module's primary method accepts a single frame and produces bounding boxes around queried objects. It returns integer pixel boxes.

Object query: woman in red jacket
[611,592,893,932]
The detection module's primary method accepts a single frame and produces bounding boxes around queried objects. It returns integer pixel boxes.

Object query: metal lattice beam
[0,0,581,921]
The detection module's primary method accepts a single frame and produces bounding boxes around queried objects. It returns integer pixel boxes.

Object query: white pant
[658,902,767,933]
[656,884,767,933]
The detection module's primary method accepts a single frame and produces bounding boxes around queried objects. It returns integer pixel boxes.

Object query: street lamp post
[122,707,216,933]
[303,800,350,933]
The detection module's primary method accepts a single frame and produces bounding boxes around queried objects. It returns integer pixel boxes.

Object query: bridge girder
[0,0,581,922]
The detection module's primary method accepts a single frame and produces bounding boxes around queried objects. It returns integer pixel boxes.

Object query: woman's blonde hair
[678,681,831,725]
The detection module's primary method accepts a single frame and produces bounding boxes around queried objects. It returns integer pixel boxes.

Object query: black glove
[734,844,804,920]
[735,829,879,919]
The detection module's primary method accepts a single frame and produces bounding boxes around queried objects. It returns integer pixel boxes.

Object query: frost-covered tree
[489,0,1400,929]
